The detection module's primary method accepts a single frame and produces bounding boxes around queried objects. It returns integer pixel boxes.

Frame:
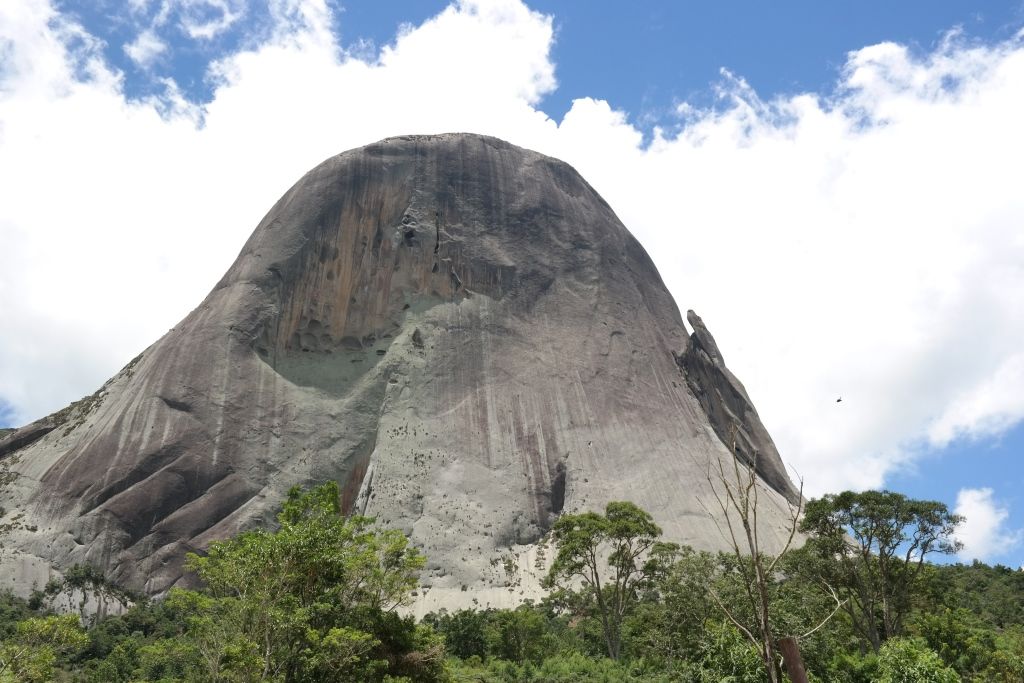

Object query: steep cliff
[1,134,797,610]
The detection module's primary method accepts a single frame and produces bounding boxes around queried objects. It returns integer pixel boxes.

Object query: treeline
[1,483,1023,681]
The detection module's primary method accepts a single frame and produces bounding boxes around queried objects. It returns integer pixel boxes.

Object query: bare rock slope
[2,134,797,609]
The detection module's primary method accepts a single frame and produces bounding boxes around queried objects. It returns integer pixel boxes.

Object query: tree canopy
[2,486,1019,682]
[800,489,963,651]
[179,481,441,682]
[545,500,668,660]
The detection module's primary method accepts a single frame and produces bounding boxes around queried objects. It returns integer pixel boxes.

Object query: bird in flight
[836,397,843,403]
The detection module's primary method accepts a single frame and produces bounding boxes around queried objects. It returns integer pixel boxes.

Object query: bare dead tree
[699,433,843,683]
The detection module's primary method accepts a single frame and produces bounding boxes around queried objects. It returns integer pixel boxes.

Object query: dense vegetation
[1,483,1022,681]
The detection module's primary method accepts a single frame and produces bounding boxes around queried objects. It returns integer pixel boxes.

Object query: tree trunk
[778,637,809,683]
[763,641,781,683]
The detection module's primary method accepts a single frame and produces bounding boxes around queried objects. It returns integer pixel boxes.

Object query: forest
[1,479,1023,682]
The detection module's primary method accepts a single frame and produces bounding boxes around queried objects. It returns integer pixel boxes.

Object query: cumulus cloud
[929,353,1024,445]
[0,0,1022,496]
[955,488,1022,562]
[175,0,247,40]
[124,28,168,67]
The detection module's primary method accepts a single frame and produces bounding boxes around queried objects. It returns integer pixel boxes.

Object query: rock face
[2,134,797,610]
[676,310,799,502]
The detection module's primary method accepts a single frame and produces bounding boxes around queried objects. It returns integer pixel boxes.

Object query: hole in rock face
[403,228,417,246]
[431,262,439,273]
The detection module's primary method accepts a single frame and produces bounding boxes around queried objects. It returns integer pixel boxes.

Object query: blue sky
[2,0,1023,566]
[58,1,1024,126]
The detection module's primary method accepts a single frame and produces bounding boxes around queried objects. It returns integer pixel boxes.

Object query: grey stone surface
[0,420,55,460]
[1,134,799,609]
[676,310,800,502]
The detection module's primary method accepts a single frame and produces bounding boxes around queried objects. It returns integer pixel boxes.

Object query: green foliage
[922,560,1024,628]
[448,650,680,682]
[910,607,996,675]
[621,546,716,666]
[693,621,765,683]
[0,482,440,682]
[485,606,557,665]
[877,638,959,683]
[41,563,135,626]
[191,482,424,611]
[426,605,559,666]
[984,626,1024,681]
[178,481,437,682]
[425,609,489,659]
[800,490,963,651]
[3,489,1022,683]
[83,636,141,683]
[0,613,88,682]
[546,501,665,660]
[0,591,34,641]
[134,635,202,682]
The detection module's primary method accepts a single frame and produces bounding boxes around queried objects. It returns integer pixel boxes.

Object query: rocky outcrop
[3,134,798,610]
[0,420,55,460]
[675,311,799,502]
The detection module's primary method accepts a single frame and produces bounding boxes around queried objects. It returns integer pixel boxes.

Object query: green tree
[135,635,203,682]
[0,591,34,642]
[877,638,959,683]
[545,501,665,660]
[183,481,439,682]
[800,490,963,652]
[485,605,556,664]
[985,626,1024,682]
[622,545,717,666]
[41,563,134,625]
[0,613,88,682]
[424,609,489,660]
[696,621,767,683]
[910,607,996,676]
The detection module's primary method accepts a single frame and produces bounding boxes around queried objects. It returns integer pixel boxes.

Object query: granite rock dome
[1,134,798,611]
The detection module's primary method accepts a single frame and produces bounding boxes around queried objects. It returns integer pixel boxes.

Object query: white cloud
[954,488,1022,562]
[0,0,1022,497]
[124,29,168,67]
[929,353,1024,445]
[176,0,247,40]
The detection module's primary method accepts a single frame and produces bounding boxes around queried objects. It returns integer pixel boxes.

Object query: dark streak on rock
[159,397,192,413]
